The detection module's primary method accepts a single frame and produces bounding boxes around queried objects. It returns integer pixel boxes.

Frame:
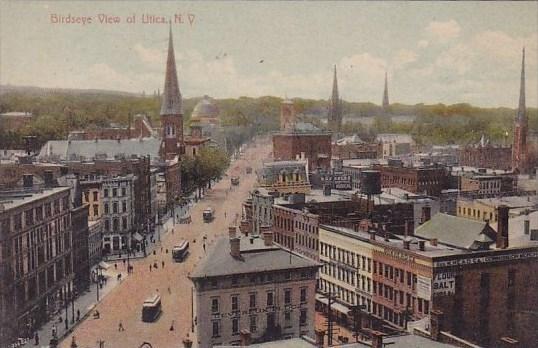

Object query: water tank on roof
[360,170,381,195]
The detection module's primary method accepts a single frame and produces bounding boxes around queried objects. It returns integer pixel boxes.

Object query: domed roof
[191,95,219,120]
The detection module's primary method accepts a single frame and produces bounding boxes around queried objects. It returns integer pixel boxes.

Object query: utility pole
[321,291,339,346]
[348,304,366,343]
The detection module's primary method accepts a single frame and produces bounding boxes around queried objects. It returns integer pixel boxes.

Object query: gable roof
[414,213,497,250]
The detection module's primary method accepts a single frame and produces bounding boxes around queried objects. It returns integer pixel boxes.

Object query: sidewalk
[21,268,122,348]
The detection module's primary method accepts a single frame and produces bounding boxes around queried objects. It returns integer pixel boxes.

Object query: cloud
[417,40,429,49]
[392,49,418,70]
[426,20,461,41]
[133,43,165,66]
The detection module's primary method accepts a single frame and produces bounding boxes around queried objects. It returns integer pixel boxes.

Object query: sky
[1,1,537,108]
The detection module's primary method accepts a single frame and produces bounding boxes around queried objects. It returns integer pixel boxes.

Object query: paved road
[61,138,272,348]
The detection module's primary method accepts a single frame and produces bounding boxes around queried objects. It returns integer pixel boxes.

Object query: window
[104,219,110,231]
[249,316,257,333]
[113,203,118,214]
[284,289,291,304]
[232,318,239,335]
[300,309,307,326]
[122,201,127,213]
[231,295,239,312]
[84,192,90,202]
[211,298,219,313]
[122,217,127,230]
[211,279,218,288]
[212,320,220,338]
[249,293,256,308]
[232,277,238,286]
[93,191,98,201]
[508,270,516,287]
[121,188,126,196]
[113,188,117,197]
[267,292,274,306]
[284,311,291,324]
[300,288,307,303]
[104,203,109,214]
[104,189,109,197]
[93,204,99,216]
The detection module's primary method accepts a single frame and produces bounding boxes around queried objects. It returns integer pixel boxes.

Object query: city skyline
[1,1,538,108]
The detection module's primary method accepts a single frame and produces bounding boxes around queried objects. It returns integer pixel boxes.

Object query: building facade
[375,164,448,197]
[99,175,136,254]
[0,187,75,346]
[190,228,320,348]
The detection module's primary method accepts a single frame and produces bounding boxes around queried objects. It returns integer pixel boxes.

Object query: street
[59,138,272,348]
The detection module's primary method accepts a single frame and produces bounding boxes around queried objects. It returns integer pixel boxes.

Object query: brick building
[375,164,448,197]
[459,143,512,171]
[0,112,33,132]
[68,114,156,141]
[0,186,76,346]
[332,135,378,161]
[318,209,538,347]
[273,133,332,171]
[257,160,311,194]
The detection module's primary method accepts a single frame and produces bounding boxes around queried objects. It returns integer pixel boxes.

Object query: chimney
[23,174,33,188]
[371,331,384,348]
[262,230,274,246]
[524,219,530,235]
[496,205,509,249]
[421,206,431,224]
[230,237,241,258]
[430,238,438,246]
[44,170,54,187]
[229,226,237,239]
[418,240,425,251]
[403,239,410,250]
[240,329,251,346]
[369,231,376,241]
[430,310,444,341]
[314,329,325,348]
[382,224,389,242]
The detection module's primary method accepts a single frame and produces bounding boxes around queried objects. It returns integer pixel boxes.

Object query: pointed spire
[516,47,526,122]
[328,65,342,133]
[160,25,182,116]
[382,71,389,111]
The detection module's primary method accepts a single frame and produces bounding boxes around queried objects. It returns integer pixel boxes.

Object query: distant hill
[0,84,143,97]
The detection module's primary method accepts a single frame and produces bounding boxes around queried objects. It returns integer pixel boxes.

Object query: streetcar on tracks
[203,207,214,222]
[142,294,162,322]
[172,240,189,262]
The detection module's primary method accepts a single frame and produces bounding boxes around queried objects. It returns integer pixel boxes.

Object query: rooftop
[0,186,70,211]
[190,236,320,279]
[414,214,497,250]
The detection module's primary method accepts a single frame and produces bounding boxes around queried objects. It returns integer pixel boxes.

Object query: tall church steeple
[160,25,184,159]
[382,72,390,113]
[328,65,342,134]
[512,47,528,173]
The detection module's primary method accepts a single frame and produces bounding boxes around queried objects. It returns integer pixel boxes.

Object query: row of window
[211,310,308,338]
[103,217,130,232]
[103,201,129,215]
[1,197,69,233]
[211,288,308,314]
[320,242,372,272]
[103,187,128,198]
[321,262,372,292]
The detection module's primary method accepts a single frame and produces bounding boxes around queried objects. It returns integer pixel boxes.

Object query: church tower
[382,72,390,114]
[512,48,528,173]
[328,65,343,134]
[160,26,184,160]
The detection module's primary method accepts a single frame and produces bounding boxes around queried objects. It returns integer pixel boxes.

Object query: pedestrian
[149,264,152,272]
[34,331,39,346]
[167,286,171,294]
[118,321,125,332]
[161,247,163,253]
[203,243,206,252]
[52,324,57,338]
[123,259,126,267]
[224,211,227,218]
[76,309,80,321]
[114,263,117,270]
[162,260,165,268]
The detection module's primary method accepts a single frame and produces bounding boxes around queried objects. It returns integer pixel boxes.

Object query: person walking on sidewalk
[76,309,80,321]
[149,264,152,272]
[118,321,125,332]
[51,324,57,338]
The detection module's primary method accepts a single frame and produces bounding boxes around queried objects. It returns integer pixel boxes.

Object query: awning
[98,261,111,270]
[316,294,350,315]
[132,232,144,242]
